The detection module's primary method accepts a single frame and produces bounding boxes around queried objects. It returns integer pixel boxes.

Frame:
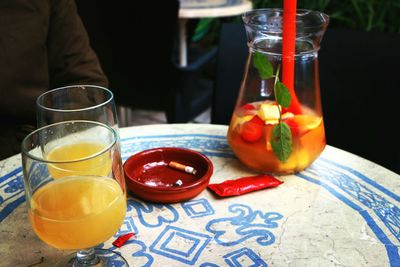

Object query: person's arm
[47,0,108,88]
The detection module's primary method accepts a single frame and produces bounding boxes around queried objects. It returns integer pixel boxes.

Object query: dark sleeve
[47,0,108,88]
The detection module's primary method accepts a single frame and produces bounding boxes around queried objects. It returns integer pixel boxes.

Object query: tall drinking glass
[21,120,127,266]
[36,85,119,130]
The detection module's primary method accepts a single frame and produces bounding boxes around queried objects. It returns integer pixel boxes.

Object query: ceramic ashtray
[123,147,213,203]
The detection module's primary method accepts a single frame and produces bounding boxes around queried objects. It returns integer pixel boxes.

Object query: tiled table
[1,124,399,266]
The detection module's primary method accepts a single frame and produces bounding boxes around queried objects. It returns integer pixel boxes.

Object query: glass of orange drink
[227,9,329,174]
[21,120,127,266]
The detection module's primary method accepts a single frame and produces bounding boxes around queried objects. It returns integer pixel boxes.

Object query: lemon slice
[264,119,279,125]
[281,112,294,120]
[293,115,322,130]
[232,115,254,130]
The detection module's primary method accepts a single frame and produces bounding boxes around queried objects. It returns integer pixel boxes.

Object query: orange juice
[227,101,326,174]
[46,142,112,178]
[29,176,126,249]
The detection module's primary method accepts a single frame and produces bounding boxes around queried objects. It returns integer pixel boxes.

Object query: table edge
[179,1,252,18]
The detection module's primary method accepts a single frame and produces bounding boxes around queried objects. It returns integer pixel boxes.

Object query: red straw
[282,0,302,114]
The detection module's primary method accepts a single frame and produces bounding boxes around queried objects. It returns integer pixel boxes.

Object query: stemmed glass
[36,85,119,130]
[21,120,127,266]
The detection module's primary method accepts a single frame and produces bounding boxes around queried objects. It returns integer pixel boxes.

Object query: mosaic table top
[0,124,399,267]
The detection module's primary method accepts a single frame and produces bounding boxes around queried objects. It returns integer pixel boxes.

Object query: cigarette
[175,179,183,186]
[168,161,197,175]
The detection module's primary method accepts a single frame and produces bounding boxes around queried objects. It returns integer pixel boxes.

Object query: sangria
[228,9,329,174]
[228,101,325,174]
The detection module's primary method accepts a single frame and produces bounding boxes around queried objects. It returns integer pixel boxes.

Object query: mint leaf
[253,51,274,79]
[275,81,291,108]
[252,57,293,162]
[271,122,293,162]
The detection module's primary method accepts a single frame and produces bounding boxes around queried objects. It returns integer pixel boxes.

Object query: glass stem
[75,248,100,266]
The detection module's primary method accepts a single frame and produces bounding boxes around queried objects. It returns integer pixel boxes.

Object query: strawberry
[284,119,300,137]
[242,103,255,110]
[237,103,257,117]
[240,121,263,142]
[249,115,264,125]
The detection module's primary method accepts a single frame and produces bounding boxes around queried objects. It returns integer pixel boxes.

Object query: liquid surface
[46,142,112,178]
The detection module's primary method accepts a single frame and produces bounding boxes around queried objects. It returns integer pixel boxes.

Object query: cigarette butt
[168,161,197,175]
[175,179,183,186]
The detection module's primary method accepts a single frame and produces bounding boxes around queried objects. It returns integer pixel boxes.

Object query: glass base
[55,248,129,267]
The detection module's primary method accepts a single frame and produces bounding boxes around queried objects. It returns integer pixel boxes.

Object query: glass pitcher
[227,9,329,174]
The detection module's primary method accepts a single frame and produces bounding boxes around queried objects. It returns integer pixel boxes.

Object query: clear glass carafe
[227,9,329,174]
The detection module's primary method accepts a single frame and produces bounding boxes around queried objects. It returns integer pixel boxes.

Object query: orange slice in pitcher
[287,114,322,137]
[294,115,322,130]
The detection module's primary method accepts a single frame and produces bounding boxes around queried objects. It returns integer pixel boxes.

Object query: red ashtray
[123,147,213,203]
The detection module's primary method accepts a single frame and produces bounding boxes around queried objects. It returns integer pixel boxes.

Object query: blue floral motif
[0,167,25,221]
[205,204,283,246]
[4,175,24,193]
[113,239,154,267]
[149,225,211,265]
[304,163,400,243]
[97,238,154,266]
[223,247,268,267]
[126,239,154,267]
[115,217,138,236]
[121,134,233,160]
[83,247,128,266]
[181,198,215,218]
[199,263,220,267]
[28,162,52,191]
[127,199,179,228]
